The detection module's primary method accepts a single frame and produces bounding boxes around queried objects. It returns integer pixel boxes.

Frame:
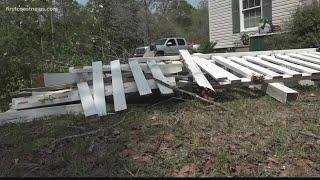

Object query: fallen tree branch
[153,78,231,112]
[299,131,320,139]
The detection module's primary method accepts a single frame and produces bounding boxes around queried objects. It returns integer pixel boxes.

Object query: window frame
[177,38,186,46]
[239,0,262,32]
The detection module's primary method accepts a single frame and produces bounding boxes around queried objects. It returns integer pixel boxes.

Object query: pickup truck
[134,38,194,57]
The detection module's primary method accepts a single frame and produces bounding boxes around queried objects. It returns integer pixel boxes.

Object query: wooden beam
[287,53,320,65]
[44,73,92,87]
[213,56,263,79]
[194,48,317,59]
[229,57,282,78]
[193,57,228,81]
[259,55,320,75]
[69,62,183,75]
[275,54,320,71]
[111,60,127,112]
[129,55,181,62]
[129,60,152,96]
[92,61,107,116]
[77,82,97,117]
[265,83,299,103]
[300,53,320,59]
[0,104,84,126]
[147,60,174,94]
[12,78,176,110]
[243,56,302,77]
[180,50,214,91]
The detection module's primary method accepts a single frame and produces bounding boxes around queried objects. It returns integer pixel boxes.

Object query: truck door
[165,38,178,55]
[177,38,187,50]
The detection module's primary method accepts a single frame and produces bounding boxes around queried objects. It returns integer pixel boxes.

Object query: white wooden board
[259,55,319,75]
[129,60,152,95]
[243,56,302,77]
[180,50,214,90]
[92,61,107,116]
[111,60,127,112]
[229,57,282,78]
[213,56,263,78]
[287,53,320,65]
[77,82,97,117]
[193,57,228,81]
[275,54,320,71]
[147,60,174,94]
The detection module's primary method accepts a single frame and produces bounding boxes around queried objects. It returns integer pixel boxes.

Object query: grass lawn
[0,86,319,177]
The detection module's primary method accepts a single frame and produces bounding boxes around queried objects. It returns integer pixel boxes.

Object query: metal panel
[129,60,152,95]
[147,60,174,94]
[77,82,97,117]
[111,60,127,112]
[92,61,107,116]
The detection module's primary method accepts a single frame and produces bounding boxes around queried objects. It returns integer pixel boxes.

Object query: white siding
[208,0,301,49]
[209,0,240,49]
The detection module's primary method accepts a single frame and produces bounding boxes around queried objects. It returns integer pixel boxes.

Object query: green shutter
[262,0,272,21]
[232,0,240,34]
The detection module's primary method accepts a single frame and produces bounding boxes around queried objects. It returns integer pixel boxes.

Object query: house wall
[208,0,303,49]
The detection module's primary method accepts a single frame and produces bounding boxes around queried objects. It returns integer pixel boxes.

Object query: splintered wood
[1,48,320,126]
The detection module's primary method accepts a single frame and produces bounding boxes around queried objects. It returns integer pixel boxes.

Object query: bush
[265,3,320,50]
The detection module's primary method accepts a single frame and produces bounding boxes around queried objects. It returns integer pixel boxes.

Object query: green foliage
[0,0,211,103]
[199,40,217,54]
[265,3,320,50]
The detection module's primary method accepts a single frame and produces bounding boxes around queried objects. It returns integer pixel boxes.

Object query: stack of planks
[1,48,320,126]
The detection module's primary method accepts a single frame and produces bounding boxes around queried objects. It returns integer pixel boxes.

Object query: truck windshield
[154,39,167,45]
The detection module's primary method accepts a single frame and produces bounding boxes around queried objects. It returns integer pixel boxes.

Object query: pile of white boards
[1,48,320,126]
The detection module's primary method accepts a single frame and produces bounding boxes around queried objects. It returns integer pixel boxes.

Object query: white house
[208,0,319,50]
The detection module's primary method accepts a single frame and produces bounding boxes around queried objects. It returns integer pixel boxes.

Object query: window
[166,39,177,46]
[241,0,261,30]
[177,39,186,46]
[154,39,167,45]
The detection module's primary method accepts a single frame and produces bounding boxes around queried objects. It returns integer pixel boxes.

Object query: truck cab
[134,38,193,57]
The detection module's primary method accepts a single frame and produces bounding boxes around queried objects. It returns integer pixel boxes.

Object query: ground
[0,86,319,177]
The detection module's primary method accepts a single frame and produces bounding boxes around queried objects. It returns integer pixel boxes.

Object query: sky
[76,0,200,7]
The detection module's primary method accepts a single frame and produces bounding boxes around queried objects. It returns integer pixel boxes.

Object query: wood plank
[44,73,92,87]
[180,50,214,90]
[69,63,183,75]
[287,53,320,64]
[265,83,298,103]
[213,56,263,78]
[229,57,282,78]
[77,82,97,117]
[311,52,320,56]
[129,60,152,96]
[111,60,127,112]
[259,55,320,75]
[193,57,228,81]
[92,61,107,116]
[0,104,84,126]
[300,53,320,59]
[12,78,176,110]
[147,60,174,94]
[243,56,302,77]
[194,48,317,58]
[129,55,181,62]
[275,54,320,71]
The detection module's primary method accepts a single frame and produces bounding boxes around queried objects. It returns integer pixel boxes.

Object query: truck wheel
[155,51,164,56]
